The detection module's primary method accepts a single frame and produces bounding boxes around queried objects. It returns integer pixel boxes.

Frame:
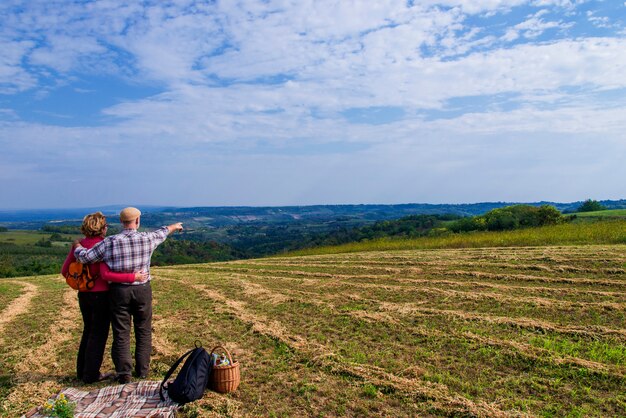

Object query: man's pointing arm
[167,222,183,234]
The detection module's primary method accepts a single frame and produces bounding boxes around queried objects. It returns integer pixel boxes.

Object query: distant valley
[1,200,625,278]
[2,199,626,229]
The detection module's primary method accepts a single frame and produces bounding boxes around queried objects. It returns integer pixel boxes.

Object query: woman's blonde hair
[80,212,107,237]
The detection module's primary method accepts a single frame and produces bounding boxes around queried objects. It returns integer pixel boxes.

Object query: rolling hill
[1,235,625,416]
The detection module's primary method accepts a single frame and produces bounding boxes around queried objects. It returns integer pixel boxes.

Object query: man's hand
[167,222,183,234]
[73,240,83,249]
[134,271,149,283]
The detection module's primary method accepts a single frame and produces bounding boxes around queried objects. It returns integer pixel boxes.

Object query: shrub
[448,217,486,233]
[484,208,519,231]
[34,237,52,247]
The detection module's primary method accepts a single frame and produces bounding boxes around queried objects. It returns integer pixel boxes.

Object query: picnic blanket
[23,381,179,418]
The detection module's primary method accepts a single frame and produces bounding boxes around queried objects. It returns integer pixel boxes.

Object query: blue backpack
[159,343,213,404]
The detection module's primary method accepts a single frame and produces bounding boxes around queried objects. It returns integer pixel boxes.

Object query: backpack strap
[159,347,196,402]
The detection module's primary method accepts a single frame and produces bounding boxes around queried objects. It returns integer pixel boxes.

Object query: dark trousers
[109,282,152,378]
[77,291,111,383]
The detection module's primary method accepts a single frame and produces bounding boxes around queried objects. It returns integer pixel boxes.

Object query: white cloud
[531,0,578,8]
[1,0,625,206]
[29,35,108,73]
[511,10,570,38]
[586,10,614,29]
[0,38,37,93]
[418,0,528,15]
[0,108,18,121]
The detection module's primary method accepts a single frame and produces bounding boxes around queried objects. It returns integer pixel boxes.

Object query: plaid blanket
[23,381,179,418]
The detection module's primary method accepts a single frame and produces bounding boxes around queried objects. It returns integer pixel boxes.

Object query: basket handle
[210,345,234,364]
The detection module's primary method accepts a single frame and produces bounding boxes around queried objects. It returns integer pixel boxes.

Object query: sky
[1,0,625,209]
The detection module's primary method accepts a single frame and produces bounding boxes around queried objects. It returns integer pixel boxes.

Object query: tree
[577,199,606,213]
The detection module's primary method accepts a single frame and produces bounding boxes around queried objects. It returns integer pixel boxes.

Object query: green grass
[0,230,78,245]
[0,230,50,245]
[529,336,626,365]
[286,220,626,256]
[574,209,626,218]
[0,231,79,278]
[2,244,625,417]
[0,281,22,308]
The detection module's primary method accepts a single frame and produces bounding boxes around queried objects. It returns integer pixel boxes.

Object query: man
[74,207,183,383]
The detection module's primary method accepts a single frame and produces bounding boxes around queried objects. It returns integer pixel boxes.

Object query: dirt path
[2,287,79,415]
[151,307,178,359]
[0,281,38,344]
[14,287,80,379]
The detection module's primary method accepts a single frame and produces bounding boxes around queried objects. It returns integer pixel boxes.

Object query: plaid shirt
[74,226,169,284]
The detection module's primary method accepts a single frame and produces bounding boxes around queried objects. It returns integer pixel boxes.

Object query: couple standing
[62,207,183,384]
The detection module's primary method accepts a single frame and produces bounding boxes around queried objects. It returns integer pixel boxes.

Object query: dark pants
[109,282,152,378]
[77,291,110,383]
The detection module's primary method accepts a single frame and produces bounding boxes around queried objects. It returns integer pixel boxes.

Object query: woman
[61,212,147,384]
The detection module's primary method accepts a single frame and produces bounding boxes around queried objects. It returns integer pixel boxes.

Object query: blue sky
[1,0,625,209]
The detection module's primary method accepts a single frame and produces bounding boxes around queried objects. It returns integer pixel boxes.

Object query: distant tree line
[290,205,569,249]
[42,224,81,234]
[42,224,123,235]
[447,205,567,233]
[151,239,242,265]
[577,199,606,213]
[0,203,585,278]
[301,214,460,249]
[0,242,68,277]
[174,207,569,257]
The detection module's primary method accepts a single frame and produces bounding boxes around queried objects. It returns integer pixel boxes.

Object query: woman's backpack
[159,343,213,404]
[64,261,97,291]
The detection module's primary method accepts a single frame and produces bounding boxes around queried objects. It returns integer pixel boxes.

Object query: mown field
[1,244,625,417]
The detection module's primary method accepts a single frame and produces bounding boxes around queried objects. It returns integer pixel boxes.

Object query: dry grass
[0,281,38,344]
[1,244,625,417]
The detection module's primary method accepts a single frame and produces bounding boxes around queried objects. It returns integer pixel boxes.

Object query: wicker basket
[209,345,240,393]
